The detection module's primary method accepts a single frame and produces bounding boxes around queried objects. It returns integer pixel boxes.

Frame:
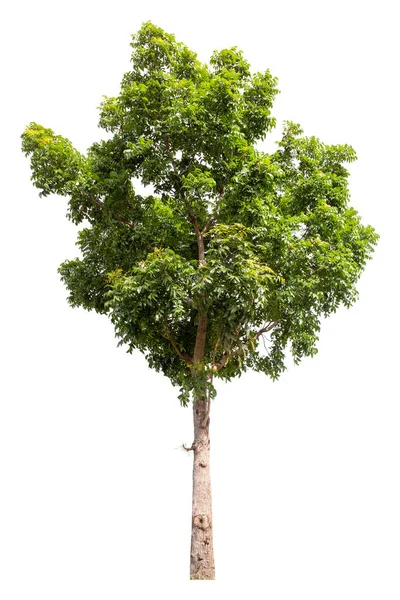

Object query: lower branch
[182,443,196,452]
[214,320,280,372]
[162,320,193,366]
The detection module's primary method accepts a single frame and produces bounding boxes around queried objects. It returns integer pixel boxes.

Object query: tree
[21,21,378,580]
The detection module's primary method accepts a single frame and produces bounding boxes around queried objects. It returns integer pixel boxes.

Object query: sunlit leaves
[21,123,84,197]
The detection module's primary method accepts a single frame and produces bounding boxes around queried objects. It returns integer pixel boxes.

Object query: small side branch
[214,353,229,373]
[201,187,225,235]
[83,194,136,227]
[254,320,280,341]
[213,320,280,372]
[209,327,222,374]
[213,321,244,372]
[189,214,205,263]
[162,320,192,366]
[182,442,196,452]
[201,214,216,235]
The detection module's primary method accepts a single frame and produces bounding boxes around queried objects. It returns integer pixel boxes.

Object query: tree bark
[190,398,215,580]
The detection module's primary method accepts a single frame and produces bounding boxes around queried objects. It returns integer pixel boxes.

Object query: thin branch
[201,187,225,235]
[213,320,245,372]
[83,194,136,228]
[214,320,280,372]
[162,320,192,366]
[214,353,230,373]
[180,156,194,174]
[210,327,223,372]
[182,443,196,452]
[201,214,217,235]
[261,334,268,353]
[253,320,280,341]
[189,214,205,263]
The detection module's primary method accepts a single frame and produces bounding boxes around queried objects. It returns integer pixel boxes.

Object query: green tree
[21,22,378,580]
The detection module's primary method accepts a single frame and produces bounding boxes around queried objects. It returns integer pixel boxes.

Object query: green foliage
[21,22,378,405]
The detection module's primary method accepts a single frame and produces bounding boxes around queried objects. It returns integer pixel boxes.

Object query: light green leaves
[21,123,84,197]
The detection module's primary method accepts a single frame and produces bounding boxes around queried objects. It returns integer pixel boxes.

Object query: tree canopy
[21,21,378,406]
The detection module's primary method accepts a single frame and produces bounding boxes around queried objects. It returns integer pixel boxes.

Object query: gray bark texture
[190,398,215,580]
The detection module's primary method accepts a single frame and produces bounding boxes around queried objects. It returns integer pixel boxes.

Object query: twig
[253,320,280,341]
[201,187,225,235]
[214,321,280,372]
[162,320,192,366]
[83,194,136,227]
[182,443,196,452]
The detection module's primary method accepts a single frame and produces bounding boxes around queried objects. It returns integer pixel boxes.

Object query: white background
[1,0,399,597]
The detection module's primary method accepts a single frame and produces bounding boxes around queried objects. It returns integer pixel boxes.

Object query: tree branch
[188,214,205,263]
[214,353,229,373]
[83,194,136,227]
[253,320,280,340]
[201,215,216,236]
[201,187,225,235]
[162,320,192,366]
[214,321,280,372]
[211,327,222,372]
[182,443,196,452]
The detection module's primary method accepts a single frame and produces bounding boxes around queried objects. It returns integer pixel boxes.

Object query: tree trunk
[190,398,215,580]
